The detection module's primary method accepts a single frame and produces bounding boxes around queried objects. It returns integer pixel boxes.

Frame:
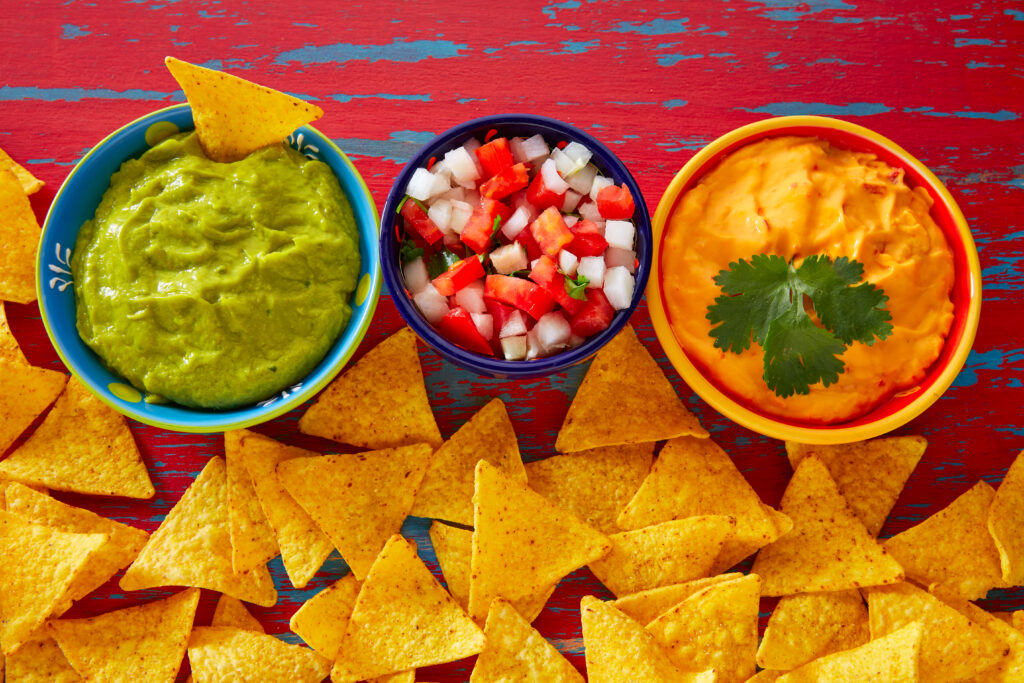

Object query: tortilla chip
[3,482,148,604]
[237,430,333,589]
[0,377,154,498]
[954,602,1024,682]
[756,590,869,671]
[278,442,433,580]
[610,573,744,625]
[4,633,82,683]
[120,457,277,606]
[618,436,789,571]
[0,148,43,195]
[372,673,415,683]
[883,480,1006,600]
[164,57,323,163]
[786,436,926,536]
[750,455,903,596]
[555,325,708,453]
[0,360,66,455]
[289,574,360,659]
[299,328,442,450]
[866,581,1010,682]
[646,574,760,683]
[223,430,279,573]
[0,510,107,655]
[0,169,39,305]
[989,450,1024,585]
[470,598,585,682]
[211,593,264,633]
[1015,611,1024,633]
[188,626,330,682]
[525,442,655,534]
[580,595,713,683]
[746,672,784,682]
[331,535,485,682]
[590,516,736,597]
[469,460,612,623]
[0,302,28,366]
[49,587,198,682]
[776,621,923,683]
[412,398,525,526]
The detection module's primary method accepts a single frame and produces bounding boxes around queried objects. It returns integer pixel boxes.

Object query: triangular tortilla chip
[786,436,926,536]
[224,430,279,573]
[3,483,148,604]
[164,57,323,163]
[580,596,712,683]
[49,589,198,683]
[750,455,904,596]
[0,148,43,195]
[0,377,154,498]
[646,574,760,683]
[188,626,330,683]
[618,436,789,571]
[989,450,1024,585]
[289,574,360,660]
[0,360,66,455]
[299,328,442,449]
[237,430,334,589]
[0,302,28,366]
[331,535,485,682]
[0,169,39,304]
[776,621,923,683]
[469,460,612,623]
[610,573,744,626]
[525,442,654,534]
[1014,611,1024,633]
[211,593,264,633]
[120,457,277,606]
[555,325,707,453]
[278,442,434,580]
[4,633,82,683]
[372,671,415,683]
[956,602,1024,682]
[589,516,736,597]
[883,480,1006,600]
[412,397,525,526]
[470,598,584,683]
[756,590,869,671]
[866,581,1009,682]
[0,510,107,655]
[747,672,784,682]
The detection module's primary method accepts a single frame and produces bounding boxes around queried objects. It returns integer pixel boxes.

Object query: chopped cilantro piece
[426,249,461,279]
[564,272,590,301]
[395,195,412,215]
[399,239,424,265]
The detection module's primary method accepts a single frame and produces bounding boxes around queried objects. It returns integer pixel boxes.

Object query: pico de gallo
[396,130,639,360]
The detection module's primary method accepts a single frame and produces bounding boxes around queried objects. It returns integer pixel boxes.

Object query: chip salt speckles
[3,633,81,683]
[0,148,44,195]
[299,327,443,450]
[750,454,903,596]
[956,601,1024,682]
[278,442,434,581]
[412,397,526,526]
[786,436,926,537]
[610,573,744,626]
[289,574,360,660]
[211,593,264,633]
[989,450,1024,585]
[555,325,708,453]
[0,361,67,456]
[883,480,1007,600]
[756,590,869,671]
[775,621,923,683]
[0,169,40,305]
[224,430,279,574]
[188,627,331,683]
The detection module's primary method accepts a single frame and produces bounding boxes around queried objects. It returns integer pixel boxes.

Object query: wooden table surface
[3,1,1023,680]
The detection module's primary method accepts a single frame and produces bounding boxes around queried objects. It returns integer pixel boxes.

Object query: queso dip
[661,136,954,423]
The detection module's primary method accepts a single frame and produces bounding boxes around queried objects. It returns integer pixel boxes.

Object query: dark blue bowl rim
[379,113,652,376]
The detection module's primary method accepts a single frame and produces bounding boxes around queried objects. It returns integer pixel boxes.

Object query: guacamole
[72,132,361,409]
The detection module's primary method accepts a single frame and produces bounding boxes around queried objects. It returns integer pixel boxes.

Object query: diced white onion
[563,215,579,228]
[413,284,450,324]
[500,310,528,338]
[578,256,606,288]
[605,246,637,274]
[562,141,593,168]
[490,243,529,275]
[427,199,453,233]
[407,167,439,201]
[402,257,430,294]
[462,188,481,207]
[558,249,579,278]
[431,159,453,181]
[520,134,550,162]
[471,312,494,340]
[604,220,636,251]
[551,147,585,177]
[565,164,597,195]
[439,186,467,203]
[455,280,487,313]
[501,335,528,360]
[562,190,583,213]
[448,200,474,235]
[535,312,572,350]
[530,258,541,271]
[604,266,635,310]
[502,206,532,240]
[578,201,603,223]
[589,175,614,201]
[509,137,530,164]
[526,326,546,360]
[568,333,586,349]
[541,158,570,194]
[443,147,481,187]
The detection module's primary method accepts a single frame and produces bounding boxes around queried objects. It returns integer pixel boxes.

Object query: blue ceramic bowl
[380,114,652,378]
[38,104,381,433]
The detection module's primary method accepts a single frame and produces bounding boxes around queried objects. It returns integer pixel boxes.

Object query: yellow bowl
[648,115,982,444]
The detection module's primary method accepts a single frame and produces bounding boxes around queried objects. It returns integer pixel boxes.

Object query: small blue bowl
[380,114,652,379]
[38,104,381,433]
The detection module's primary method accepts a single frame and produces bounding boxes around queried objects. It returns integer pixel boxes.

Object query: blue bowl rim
[379,113,652,377]
[37,103,382,433]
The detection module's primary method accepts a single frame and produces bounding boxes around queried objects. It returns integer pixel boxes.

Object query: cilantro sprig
[706,254,892,398]
[564,272,590,300]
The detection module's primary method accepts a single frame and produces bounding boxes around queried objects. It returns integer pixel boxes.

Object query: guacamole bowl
[380,113,652,379]
[648,115,981,444]
[38,104,381,433]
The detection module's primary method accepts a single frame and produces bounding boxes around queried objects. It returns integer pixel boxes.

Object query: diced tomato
[528,255,586,316]
[432,256,485,296]
[438,307,494,356]
[529,206,574,258]
[479,163,530,200]
[460,198,512,254]
[484,275,556,320]
[596,184,636,220]
[485,298,515,334]
[514,223,542,261]
[525,170,567,211]
[400,199,443,245]
[570,289,615,337]
[475,137,514,177]
[566,220,609,257]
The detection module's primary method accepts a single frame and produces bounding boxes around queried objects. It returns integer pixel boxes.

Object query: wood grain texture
[1,1,1022,680]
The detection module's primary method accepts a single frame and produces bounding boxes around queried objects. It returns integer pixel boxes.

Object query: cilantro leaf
[763,309,846,398]
[425,249,461,279]
[399,239,424,265]
[564,272,590,300]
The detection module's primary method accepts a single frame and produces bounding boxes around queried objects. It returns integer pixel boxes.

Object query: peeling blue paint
[1006,9,1024,20]
[658,53,703,66]
[662,99,688,109]
[967,61,1003,68]
[0,86,181,103]
[610,18,691,35]
[331,93,431,104]
[908,106,1019,121]
[61,23,91,39]
[274,39,469,65]
[738,102,892,116]
[555,39,600,55]
[955,38,995,47]
[331,130,437,164]
[952,348,1024,387]
[751,0,857,22]
[542,0,581,20]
